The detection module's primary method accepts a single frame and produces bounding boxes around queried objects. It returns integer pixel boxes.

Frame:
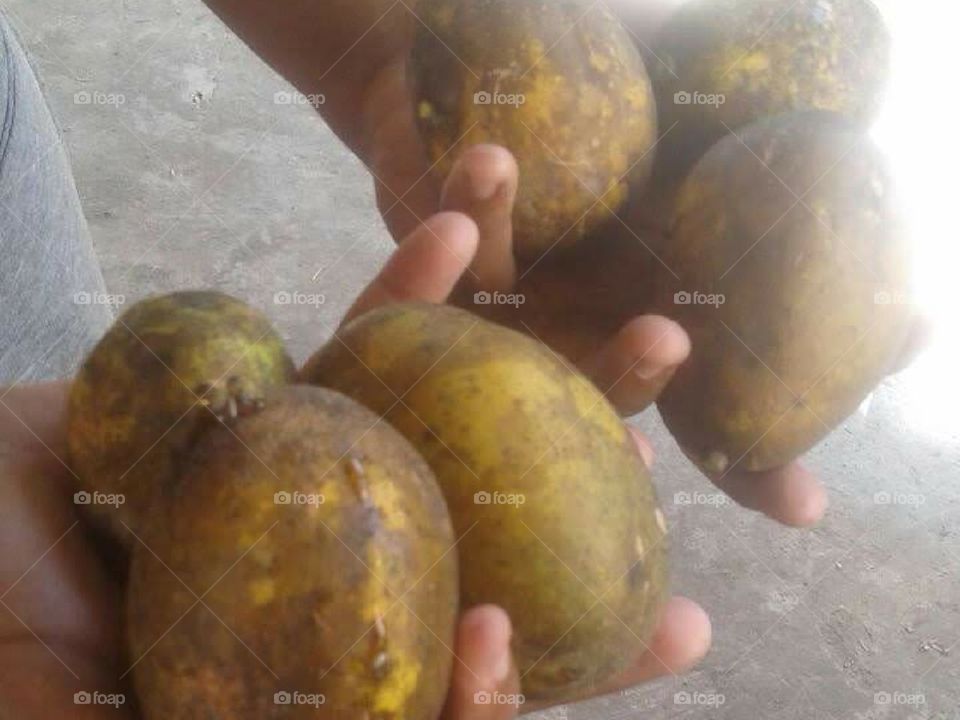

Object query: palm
[0,383,128,718]
[349,4,842,529]
[0,215,712,719]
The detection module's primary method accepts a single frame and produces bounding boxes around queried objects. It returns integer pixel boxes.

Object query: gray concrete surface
[4,0,957,717]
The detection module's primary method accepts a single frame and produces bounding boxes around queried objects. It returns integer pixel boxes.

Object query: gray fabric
[0,13,111,384]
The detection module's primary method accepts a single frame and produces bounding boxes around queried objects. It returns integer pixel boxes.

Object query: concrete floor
[5,0,957,717]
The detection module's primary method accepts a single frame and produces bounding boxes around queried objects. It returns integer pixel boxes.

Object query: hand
[404,148,834,529]
[0,212,709,718]
[201,2,918,525]
[353,1,935,531]
[339,209,713,718]
[301,0,833,528]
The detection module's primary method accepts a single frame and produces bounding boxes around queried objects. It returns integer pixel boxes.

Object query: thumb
[363,58,441,242]
[442,606,522,720]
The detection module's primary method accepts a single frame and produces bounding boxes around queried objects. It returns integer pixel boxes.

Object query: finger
[2,383,129,583]
[443,605,521,720]
[343,212,479,325]
[363,58,441,241]
[0,385,125,715]
[440,144,519,292]
[521,596,712,712]
[0,381,78,500]
[0,426,121,655]
[713,461,828,528]
[628,426,656,470]
[581,316,691,416]
[0,642,133,719]
[0,381,70,453]
[606,596,712,686]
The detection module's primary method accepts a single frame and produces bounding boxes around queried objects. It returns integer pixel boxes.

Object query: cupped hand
[202,0,839,525]
[339,209,713,718]
[0,211,710,719]
[313,0,837,528]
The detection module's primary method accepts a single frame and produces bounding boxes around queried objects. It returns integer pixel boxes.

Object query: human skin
[0,208,711,719]
[198,0,836,527]
[0,1,927,717]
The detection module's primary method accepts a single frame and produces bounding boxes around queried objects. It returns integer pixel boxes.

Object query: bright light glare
[871,1,959,442]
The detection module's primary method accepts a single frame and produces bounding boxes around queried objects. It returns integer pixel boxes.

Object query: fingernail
[462,607,513,685]
[491,644,511,684]
[634,358,674,381]
[466,166,503,203]
[475,612,512,684]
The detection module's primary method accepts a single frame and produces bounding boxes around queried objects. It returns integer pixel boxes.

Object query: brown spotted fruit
[126,385,458,720]
[67,291,295,543]
[642,0,891,226]
[652,112,912,475]
[302,303,668,701]
[410,0,659,260]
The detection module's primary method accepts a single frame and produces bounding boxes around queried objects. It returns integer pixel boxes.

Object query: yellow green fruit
[67,291,295,543]
[127,385,458,720]
[653,112,912,475]
[646,0,890,218]
[411,0,658,260]
[302,303,668,700]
